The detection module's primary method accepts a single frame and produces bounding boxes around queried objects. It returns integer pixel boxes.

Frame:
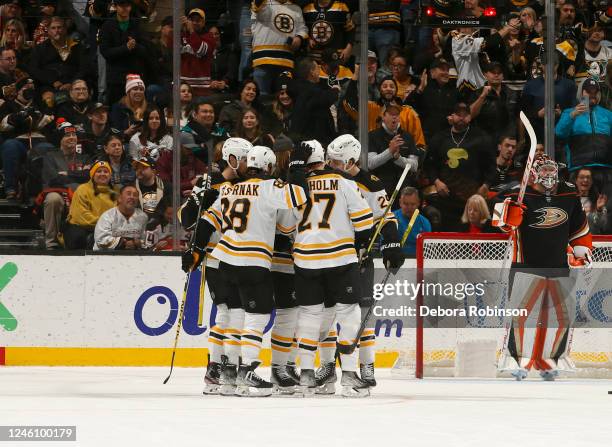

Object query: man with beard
[343,69,425,148]
[423,102,495,231]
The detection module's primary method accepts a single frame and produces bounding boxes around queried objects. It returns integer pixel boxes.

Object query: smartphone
[580,96,590,113]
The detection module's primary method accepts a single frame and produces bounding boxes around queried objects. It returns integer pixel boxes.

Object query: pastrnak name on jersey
[230,183,260,196]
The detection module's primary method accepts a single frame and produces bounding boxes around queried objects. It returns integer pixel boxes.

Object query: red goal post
[407,232,612,379]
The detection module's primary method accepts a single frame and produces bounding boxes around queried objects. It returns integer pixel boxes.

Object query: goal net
[391,233,612,379]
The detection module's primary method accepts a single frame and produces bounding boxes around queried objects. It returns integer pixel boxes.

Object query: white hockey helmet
[304,140,325,165]
[263,147,277,173]
[327,134,361,166]
[221,137,252,164]
[248,145,273,171]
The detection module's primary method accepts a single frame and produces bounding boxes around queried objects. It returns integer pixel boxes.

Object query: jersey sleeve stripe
[284,188,293,209]
[287,184,299,208]
[204,211,222,232]
[569,220,590,242]
[351,212,374,223]
[353,218,374,229]
[350,208,371,218]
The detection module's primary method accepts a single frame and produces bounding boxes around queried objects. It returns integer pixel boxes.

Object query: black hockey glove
[288,141,313,168]
[380,242,404,275]
[181,247,204,273]
[380,222,404,275]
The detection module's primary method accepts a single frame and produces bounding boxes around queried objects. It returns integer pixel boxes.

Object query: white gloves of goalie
[567,245,593,269]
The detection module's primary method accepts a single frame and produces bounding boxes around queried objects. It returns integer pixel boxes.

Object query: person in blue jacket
[393,186,431,258]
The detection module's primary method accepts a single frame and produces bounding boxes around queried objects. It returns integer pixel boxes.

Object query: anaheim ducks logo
[529,207,568,229]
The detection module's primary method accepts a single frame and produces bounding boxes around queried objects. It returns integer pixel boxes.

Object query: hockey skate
[359,363,377,387]
[270,364,297,395]
[219,360,237,396]
[235,361,273,397]
[299,369,316,397]
[539,370,559,381]
[340,371,370,398]
[315,362,337,395]
[511,368,528,381]
[203,360,223,395]
[286,361,300,383]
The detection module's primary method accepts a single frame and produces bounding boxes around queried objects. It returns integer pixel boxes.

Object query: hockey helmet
[327,134,361,166]
[248,145,273,171]
[304,140,325,165]
[222,137,252,164]
[263,146,277,173]
[531,154,558,190]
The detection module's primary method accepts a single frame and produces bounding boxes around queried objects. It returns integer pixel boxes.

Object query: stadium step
[0,199,44,249]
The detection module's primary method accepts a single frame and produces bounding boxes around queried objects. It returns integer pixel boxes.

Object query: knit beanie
[125,74,145,94]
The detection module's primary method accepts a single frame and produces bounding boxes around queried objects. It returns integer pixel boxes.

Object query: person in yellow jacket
[63,161,118,249]
[343,66,426,149]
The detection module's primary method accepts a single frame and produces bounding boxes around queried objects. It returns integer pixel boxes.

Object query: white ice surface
[1,367,611,447]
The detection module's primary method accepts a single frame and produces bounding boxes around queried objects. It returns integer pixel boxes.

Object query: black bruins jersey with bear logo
[302,1,355,54]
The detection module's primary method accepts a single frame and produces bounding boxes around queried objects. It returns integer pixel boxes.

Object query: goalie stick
[163,174,212,384]
[341,205,420,356]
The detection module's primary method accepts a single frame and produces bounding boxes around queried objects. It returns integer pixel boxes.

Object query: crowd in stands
[0,0,610,251]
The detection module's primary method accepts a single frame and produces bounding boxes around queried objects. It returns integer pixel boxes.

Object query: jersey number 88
[221,198,251,233]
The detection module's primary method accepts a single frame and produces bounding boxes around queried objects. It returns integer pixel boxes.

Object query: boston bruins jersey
[302,1,354,55]
[499,182,592,268]
[351,170,396,228]
[206,176,307,269]
[252,0,309,70]
[290,168,373,269]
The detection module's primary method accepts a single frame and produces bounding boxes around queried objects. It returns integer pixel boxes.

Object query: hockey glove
[288,141,313,168]
[567,245,593,269]
[381,241,404,275]
[492,198,525,230]
[181,247,204,273]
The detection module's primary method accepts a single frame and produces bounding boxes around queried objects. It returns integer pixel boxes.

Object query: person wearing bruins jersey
[183,143,310,397]
[302,0,355,62]
[314,134,403,393]
[493,154,592,381]
[179,137,252,396]
[285,139,374,397]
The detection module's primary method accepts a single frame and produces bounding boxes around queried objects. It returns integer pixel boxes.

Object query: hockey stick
[400,209,420,247]
[496,111,538,369]
[163,175,211,384]
[197,260,207,326]
[342,205,420,356]
[360,162,411,266]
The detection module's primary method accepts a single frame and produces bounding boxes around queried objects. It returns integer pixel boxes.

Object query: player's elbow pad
[380,220,400,244]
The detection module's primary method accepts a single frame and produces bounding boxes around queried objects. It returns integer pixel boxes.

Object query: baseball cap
[484,61,503,73]
[582,78,600,91]
[430,58,450,70]
[453,102,470,115]
[180,132,200,150]
[368,50,377,60]
[91,102,109,113]
[188,8,205,20]
[132,155,156,169]
[383,100,402,115]
[161,15,172,27]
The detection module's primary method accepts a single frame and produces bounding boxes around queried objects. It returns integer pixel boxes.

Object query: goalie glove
[567,245,593,269]
[492,198,525,231]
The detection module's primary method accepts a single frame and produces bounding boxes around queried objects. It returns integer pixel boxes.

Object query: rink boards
[0,255,404,367]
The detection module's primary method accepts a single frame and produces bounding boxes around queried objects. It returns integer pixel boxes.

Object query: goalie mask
[531,154,558,190]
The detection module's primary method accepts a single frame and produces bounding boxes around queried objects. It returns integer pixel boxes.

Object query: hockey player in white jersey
[315,134,404,392]
[183,144,310,396]
[289,139,374,397]
[180,137,252,395]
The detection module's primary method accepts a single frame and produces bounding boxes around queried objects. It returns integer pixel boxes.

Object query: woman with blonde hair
[460,194,498,233]
[110,74,148,140]
[0,18,32,69]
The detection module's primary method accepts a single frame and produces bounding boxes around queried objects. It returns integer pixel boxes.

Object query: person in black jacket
[423,102,496,231]
[28,16,87,98]
[289,57,339,147]
[99,0,153,105]
[367,101,420,202]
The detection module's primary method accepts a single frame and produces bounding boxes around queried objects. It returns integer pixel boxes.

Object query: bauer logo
[0,262,18,332]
